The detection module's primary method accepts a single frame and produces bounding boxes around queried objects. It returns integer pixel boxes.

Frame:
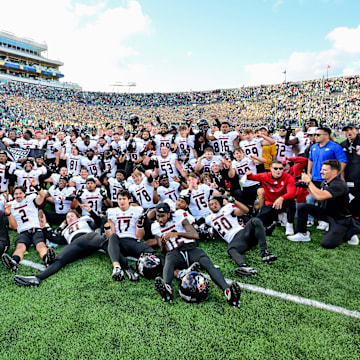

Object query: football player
[150,202,241,307]
[106,190,157,281]
[206,197,277,277]
[206,121,239,154]
[156,146,186,179]
[72,177,112,215]
[45,177,76,225]
[180,173,222,223]
[13,159,47,194]
[1,179,55,272]
[13,204,108,287]
[103,170,128,206]
[129,169,158,210]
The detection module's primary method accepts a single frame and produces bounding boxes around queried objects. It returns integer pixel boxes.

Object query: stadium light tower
[110,82,136,93]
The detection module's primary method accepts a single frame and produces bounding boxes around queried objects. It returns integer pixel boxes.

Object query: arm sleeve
[88,210,103,228]
[247,173,264,182]
[281,176,296,200]
[42,227,67,245]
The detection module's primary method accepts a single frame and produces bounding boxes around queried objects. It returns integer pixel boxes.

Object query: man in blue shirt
[308,127,347,182]
[306,127,347,230]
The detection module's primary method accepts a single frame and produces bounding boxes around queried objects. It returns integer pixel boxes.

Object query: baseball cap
[156,202,171,214]
[178,194,190,205]
[159,173,169,181]
[342,123,358,131]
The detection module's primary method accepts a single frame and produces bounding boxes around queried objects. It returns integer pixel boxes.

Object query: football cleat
[14,275,41,287]
[155,277,173,302]
[225,282,241,308]
[112,266,125,281]
[235,265,257,277]
[43,247,56,267]
[125,265,139,281]
[1,253,18,272]
[261,251,278,264]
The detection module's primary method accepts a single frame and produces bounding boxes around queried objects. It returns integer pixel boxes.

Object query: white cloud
[326,25,360,54]
[187,51,192,57]
[0,0,151,91]
[244,24,360,85]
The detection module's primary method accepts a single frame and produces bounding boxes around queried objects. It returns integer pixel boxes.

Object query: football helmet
[137,253,162,279]
[179,271,209,303]
[197,223,215,242]
[198,118,209,132]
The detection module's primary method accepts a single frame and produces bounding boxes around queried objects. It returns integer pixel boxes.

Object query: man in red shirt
[246,160,296,236]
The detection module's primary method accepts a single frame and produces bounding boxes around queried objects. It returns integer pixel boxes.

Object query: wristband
[34,185,41,191]
[104,225,111,231]
[5,212,11,217]
[136,225,144,229]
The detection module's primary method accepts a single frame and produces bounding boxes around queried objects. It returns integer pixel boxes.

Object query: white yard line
[204,274,360,319]
[19,259,46,271]
[19,260,360,319]
[237,281,360,319]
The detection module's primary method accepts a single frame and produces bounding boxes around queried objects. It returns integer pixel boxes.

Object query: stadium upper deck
[0,31,78,89]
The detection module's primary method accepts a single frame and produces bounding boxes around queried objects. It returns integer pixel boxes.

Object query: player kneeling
[151,202,241,308]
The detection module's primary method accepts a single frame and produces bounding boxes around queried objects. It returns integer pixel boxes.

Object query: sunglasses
[314,133,327,137]
[272,167,284,170]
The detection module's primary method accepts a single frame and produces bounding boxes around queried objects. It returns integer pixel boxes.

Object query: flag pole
[275,96,277,129]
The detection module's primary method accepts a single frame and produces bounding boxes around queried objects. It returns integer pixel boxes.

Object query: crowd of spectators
[0,75,359,133]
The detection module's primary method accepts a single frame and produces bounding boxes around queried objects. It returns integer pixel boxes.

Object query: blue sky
[1,0,360,92]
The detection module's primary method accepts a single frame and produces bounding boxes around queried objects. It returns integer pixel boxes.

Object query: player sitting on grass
[206,197,278,277]
[151,202,241,307]
[13,204,108,287]
[105,189,159,282]
[2,180,55,273]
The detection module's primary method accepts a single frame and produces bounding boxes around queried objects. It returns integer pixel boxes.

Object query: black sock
[12,255,20,264]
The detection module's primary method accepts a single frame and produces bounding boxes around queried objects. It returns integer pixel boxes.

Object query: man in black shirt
[340,123,360,221]
[287,159,359,248]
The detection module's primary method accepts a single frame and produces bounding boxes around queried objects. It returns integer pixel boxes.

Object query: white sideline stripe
[202,274,360,319]
[20,260,46,271]
[19,260,360,319]
[238,282,360,319]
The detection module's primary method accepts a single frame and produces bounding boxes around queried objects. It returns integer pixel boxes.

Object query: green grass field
[1,226,359,360]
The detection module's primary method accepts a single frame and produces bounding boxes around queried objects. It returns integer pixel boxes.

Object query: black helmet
[136,253,162,279]
[179,271,209,303]
[196,223,215,242]
[198,118,209,131]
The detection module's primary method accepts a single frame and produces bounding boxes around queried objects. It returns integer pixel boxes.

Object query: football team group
[1,112,359,308]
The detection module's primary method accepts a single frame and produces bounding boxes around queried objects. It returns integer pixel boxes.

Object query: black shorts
[15,229,45,249]
[116,236,154,258]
